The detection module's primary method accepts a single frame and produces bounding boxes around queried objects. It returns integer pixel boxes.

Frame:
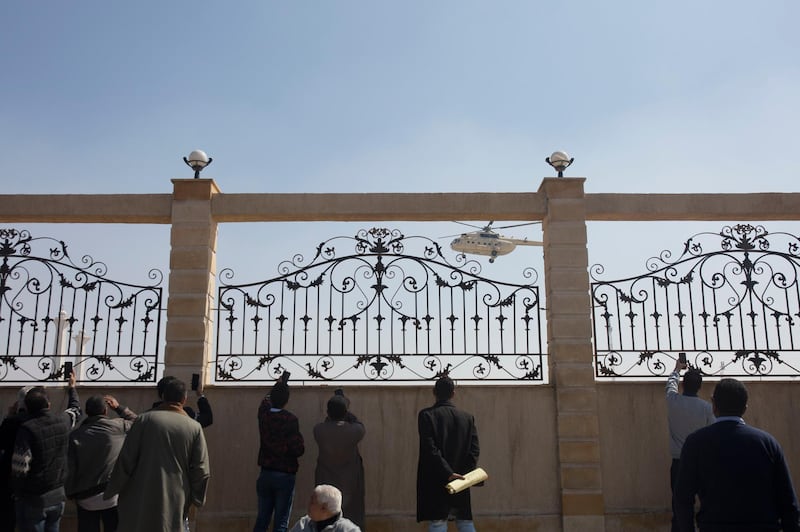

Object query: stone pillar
[165,178,220,386]
[539,178,605,531]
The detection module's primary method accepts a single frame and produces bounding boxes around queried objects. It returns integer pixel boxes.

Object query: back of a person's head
[17,385,34,412]
[24,387,49,414]
[162,378,187,403]
[327,395,348,421]
[683,369,703,395]
[713,378,748,416]
[271,382,290,409]
[434,376,455,401]
[314,484,343,514]
[85,395,106,416]
[157,375,177,398]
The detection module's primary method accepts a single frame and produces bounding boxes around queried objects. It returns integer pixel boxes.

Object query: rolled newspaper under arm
[445,467,489,495]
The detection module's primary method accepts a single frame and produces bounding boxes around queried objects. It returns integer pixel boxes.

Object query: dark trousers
[76,505,118,532]
[0,492,15,532]
[670,458,681,532]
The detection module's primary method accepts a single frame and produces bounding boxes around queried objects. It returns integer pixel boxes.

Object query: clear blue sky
[1,1,799,287]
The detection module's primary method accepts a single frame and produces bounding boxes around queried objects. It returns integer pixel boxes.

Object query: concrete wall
[3,180,800,531]
[4,380,799,531]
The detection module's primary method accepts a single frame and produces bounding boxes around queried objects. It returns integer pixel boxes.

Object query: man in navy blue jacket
[675,378,800,531]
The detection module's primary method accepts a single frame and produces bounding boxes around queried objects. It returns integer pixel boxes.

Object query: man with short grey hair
[289,484,361,532]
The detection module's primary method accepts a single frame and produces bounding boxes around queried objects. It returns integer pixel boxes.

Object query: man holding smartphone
[11,371,82,532]
[254,375,305,532]
[666,355,714,532]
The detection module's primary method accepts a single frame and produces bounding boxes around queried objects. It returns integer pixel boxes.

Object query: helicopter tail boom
[512,239,543,246]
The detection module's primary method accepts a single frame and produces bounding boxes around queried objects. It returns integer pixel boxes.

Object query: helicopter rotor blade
[452,221,485,230]
[493,221,542,230]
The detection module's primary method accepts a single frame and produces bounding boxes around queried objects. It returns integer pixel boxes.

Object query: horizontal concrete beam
[212,192,547,222]
[0,194,172,223]
[586,193,800,221]
[3,191,800,224]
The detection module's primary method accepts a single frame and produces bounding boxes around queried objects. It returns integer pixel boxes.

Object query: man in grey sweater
[66,395,137,532]
[666,359,714,532]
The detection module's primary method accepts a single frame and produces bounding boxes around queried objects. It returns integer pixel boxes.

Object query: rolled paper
[445,467,488,494]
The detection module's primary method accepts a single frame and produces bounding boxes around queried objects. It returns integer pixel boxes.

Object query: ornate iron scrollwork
[591,224,800,379]
[0,228,163,383]
[216,228,544,383]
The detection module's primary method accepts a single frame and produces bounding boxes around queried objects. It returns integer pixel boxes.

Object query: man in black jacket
[675,378,800,531]
[0,385,34,532]
[416,376,480,532]
[11,373,81,532]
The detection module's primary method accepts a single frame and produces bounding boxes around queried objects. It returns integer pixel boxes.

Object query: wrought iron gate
[591,224,800,379]
[216,228,544,383]
[0,228,164,383]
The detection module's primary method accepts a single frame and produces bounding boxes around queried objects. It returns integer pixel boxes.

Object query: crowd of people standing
[0,374,212,532]
[4,363,800,532]
[254,375,480,532]
[0,374,482,532]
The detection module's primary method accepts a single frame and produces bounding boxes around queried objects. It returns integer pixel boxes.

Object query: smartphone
[280,371,291,384]
[64,361,73,381]
[191,373,200,391]
[678,352,687,364]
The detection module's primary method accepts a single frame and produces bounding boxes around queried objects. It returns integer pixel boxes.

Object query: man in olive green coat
[313,393,366,530]
[105,378,210,532]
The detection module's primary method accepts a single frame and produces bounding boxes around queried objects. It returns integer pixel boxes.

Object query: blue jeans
[15,500,65,532]
[429,519,476,532]
[254,468,296,532]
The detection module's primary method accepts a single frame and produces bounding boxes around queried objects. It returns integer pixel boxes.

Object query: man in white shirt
[666,358,714,532]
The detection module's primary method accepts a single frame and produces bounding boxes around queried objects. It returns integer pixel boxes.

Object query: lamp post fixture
[545,150,574,177]
[183,150,213,179]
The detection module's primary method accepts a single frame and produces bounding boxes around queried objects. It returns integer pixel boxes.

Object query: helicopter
[448,221,543,263]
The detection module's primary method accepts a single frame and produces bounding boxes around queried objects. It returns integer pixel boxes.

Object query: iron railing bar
[512,294,517,356]
[278,282,286,355]
[790,282,799,350]
[649,277,660,352]
[128,286,137,356]
[252,306,261,356]
[90,286,102,356]
[315,284,321,356]
[664,282,673,351]
[461,285,467,355]
[291,281,299,355]
[266,303,273,357]
[676,283,686,352]
[688,278,698,353]
[29,293,42,357]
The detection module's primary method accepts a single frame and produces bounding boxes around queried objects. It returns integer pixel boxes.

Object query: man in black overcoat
[416,376,480,532]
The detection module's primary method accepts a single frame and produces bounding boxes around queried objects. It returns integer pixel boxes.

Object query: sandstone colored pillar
[164,178,220,387]
[540,178,605,531]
